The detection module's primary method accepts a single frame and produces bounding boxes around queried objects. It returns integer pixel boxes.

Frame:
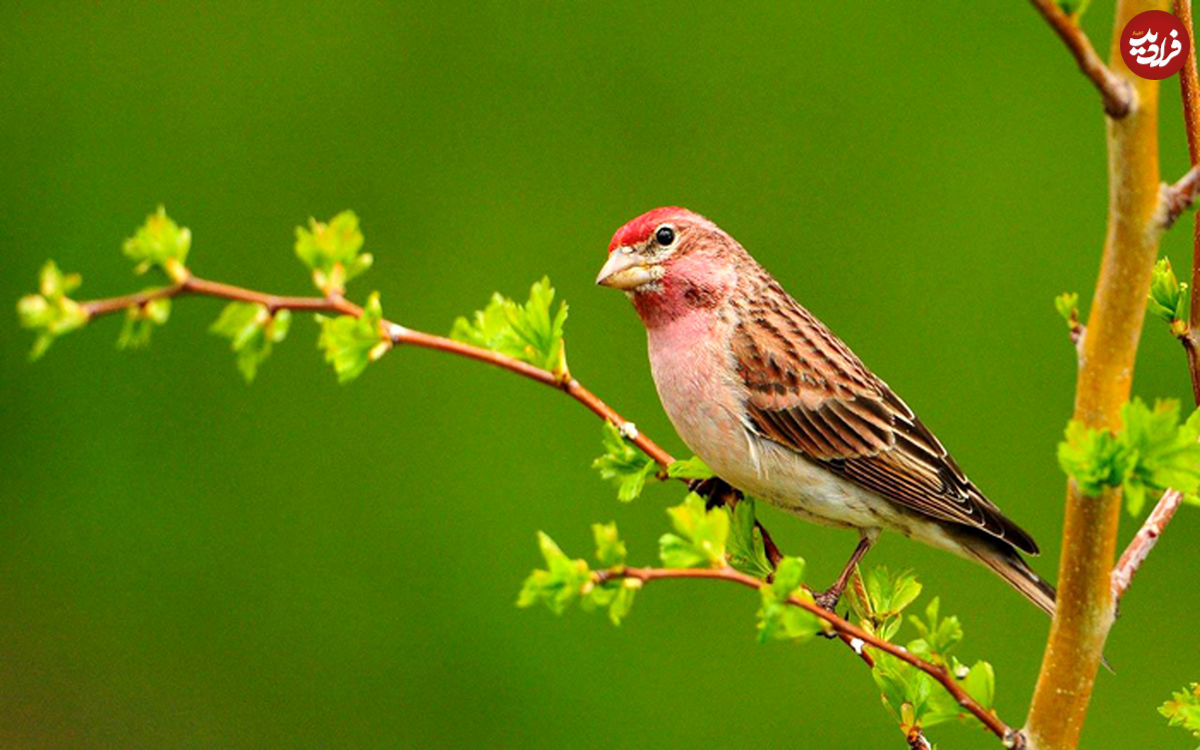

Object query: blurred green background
[3,2,1198,748]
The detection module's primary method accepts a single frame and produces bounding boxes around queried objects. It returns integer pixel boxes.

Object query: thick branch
[1111,489,1185,602]
[595,566,1021,746]
[1025,1,1165,748]
[79,271,676,467]
[1029,0,1134,117]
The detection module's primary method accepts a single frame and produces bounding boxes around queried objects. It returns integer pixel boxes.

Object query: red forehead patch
[608,206,699,253]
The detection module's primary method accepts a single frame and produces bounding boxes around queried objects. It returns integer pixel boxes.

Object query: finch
[596,207,1055,614]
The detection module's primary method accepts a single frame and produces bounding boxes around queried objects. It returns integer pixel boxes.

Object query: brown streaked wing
[730,290,1039,555]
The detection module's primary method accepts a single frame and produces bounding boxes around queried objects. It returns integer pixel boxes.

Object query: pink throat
[630,255,729,329]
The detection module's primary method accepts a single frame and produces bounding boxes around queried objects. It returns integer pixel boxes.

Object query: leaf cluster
[1148,258,1190,337]
[1058,398,1200,514]
[17,261,89,360]
[210,302,293,382]
[756,556,824,643]
[123,205,191,279]
[849,568,995,737]
[294,210,372,295]
[1160,683,1200,740]
[450,277,568,374]
[592,422,658,502]
[317,292,389,383]
[1055,291,1080,329]
[658,493,728,569]
[516,524,637,625]
[117,297,171,350]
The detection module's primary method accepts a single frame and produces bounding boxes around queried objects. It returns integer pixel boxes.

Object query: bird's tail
[964,538,1117,671]
[964,538,1057,618]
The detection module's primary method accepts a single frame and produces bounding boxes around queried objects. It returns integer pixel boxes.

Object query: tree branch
[1111,488,1185,603]
[1175,0,1200,406]
[79,270,676,467]
[1029,0,1135,117]
[1025,1,1164,747]
[594,565,1023,746]
[1160,164,1200,228]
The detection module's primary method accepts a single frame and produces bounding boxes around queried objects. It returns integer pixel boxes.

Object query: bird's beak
[596,251,657,290]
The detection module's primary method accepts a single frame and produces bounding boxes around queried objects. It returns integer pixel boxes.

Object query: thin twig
[1029,0,1134,117]
[1176,0,1200,404]
[1111,489,1185,604]
[79,271,676,466]
[596,565,1020,744]
[1160,164,1200,228]
[1183,331,1200,406]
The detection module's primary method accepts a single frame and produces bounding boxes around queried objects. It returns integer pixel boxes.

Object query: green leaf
[1057,419,1130,498]
[1160,683,1200,740]
[1055,291,1079,327]
[592,421,658,502]
[667,456,714,480]
[771,556,806,598]
[592,522,626,568]
[848,567,922,642]
[294,210,372,294]
[754,554,821,643]
[17,260,89,360]
[210,302,292,382]
[604,580,638,625]
[1120,398,1200,514]
[582,574,641,626]
[906,597,963,665]
[123,206,191,279]
[658,493,729,569]
[316,292,389,383]
[517,531,592,615]
[726,498,774,579]
[117,297,171,350]
[959,660,995,711]
[757,588,822,644]
[450,277,569,374]
[1148,257,1188,327]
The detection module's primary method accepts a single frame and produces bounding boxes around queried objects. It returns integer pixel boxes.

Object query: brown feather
[731,275,1039,556]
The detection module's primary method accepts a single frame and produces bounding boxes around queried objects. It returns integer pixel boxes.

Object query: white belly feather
[644,311,963,556]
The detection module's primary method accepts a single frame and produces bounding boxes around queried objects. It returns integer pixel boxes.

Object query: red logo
[1121,10,1190,80]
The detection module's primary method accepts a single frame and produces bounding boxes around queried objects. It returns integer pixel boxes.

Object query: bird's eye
[655,226,676,246]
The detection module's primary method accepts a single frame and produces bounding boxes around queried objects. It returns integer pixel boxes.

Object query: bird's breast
[644,309,936,536]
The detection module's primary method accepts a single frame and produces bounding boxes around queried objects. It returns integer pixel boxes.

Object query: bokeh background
[2,3,1198,748]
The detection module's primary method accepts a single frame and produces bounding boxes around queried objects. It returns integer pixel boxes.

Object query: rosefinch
[596,207,1054,613]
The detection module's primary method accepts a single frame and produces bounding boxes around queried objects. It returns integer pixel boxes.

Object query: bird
[595,206,1055,615]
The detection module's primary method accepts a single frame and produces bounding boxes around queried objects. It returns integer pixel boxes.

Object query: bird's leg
[813,534,876,612]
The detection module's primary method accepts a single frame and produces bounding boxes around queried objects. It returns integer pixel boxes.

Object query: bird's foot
[688,477,735,510]
[812,587,843,613]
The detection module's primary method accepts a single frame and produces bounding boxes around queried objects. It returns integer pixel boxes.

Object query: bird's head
[597,207,740,325]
